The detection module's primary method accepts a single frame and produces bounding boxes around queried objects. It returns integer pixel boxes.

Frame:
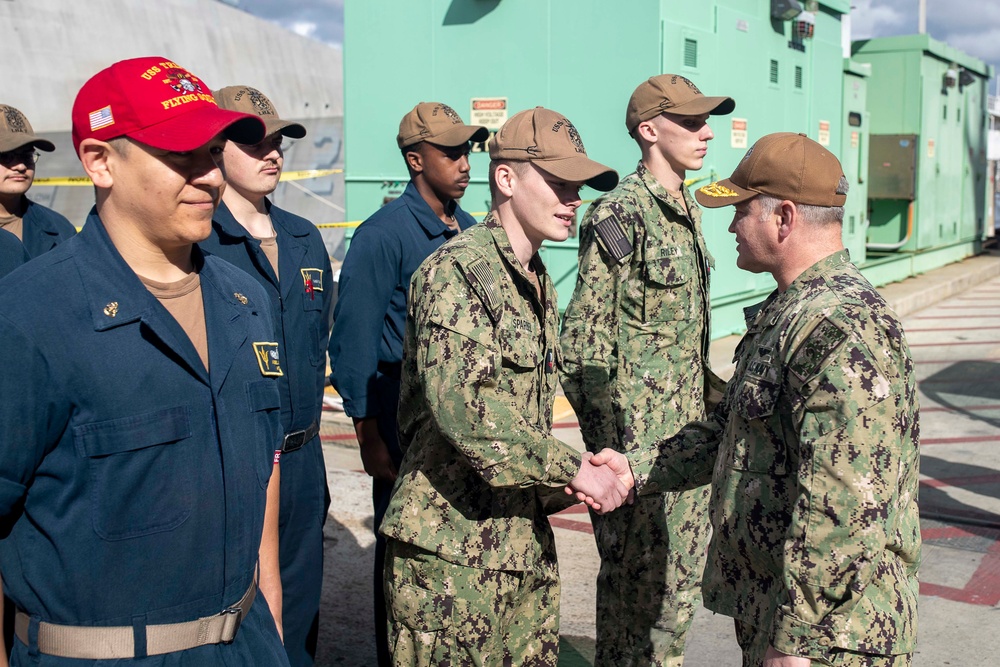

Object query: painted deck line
[914,356,1000,364]
[921,435,1000,446]
[920,540,1000,606]
[321,433,358,442]
[920,376,1000,386]
[913,314,1000,320]
[921,473,1000,489]
[908,339,1000,348]
[920,525,1000,541]
[555,504,590,515]
[906,325,1000,333]
[549,516,595,535]
[920,403,1000,414]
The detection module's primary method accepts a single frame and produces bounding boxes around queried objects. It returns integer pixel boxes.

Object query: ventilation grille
[795,66,803,89]
[770,60,779,84]
[684,39,698,68]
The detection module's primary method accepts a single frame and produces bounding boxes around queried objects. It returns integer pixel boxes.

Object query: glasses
[237,135,284,156]
[0,149,40,167]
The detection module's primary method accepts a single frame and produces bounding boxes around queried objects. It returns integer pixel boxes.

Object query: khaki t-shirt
[140,272,209,372]
[0,215,24,241]
[256,235,279,280]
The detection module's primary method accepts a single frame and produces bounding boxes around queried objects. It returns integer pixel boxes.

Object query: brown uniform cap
[397,102,488,149]
[625,74,735,134]
[489,106,619,192]
[695,132,847,209]
[213,86,307,140]
[0,105,56,153]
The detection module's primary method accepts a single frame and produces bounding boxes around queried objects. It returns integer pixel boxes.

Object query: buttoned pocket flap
[74,406,191,458]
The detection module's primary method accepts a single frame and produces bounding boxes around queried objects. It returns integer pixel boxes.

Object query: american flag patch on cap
[89,106,115,131]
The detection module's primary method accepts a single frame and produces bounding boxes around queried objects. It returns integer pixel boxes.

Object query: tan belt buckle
[220,605,244,644]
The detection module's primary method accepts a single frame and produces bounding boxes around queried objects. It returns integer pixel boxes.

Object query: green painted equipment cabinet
[343,0,858,335]
[852,35,992,266]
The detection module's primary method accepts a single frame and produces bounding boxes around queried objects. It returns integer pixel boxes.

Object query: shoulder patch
[463,257,502,318]
[789,317,847,382]
[593,213,633,264]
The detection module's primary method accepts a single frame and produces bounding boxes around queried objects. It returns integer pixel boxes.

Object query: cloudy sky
[851,0,1000,91]
[234,0,998,92]
[236,0,343,46]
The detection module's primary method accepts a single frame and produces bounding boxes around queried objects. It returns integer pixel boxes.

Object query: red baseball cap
[71,56,266,156]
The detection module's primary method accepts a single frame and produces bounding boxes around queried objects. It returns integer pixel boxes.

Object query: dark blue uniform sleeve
[0,229,28,279]
[0,314,66,533]
[329,226,399,419]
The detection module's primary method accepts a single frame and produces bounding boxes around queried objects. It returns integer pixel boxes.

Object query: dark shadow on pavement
[316,513,377,666]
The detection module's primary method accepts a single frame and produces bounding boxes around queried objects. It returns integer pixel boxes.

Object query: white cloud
[850,0,908,40]
[289,21,319,40]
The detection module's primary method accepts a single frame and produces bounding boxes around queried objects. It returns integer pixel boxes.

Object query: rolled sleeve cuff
[340,395,378,420]
[771,607,837,660]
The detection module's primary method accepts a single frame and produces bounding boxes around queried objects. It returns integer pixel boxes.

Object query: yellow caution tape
[279,168,343,181]
[33,176,93,186]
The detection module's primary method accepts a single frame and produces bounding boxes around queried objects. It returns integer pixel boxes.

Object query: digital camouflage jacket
[628,250,921,660]
[380,214,581,571]
[560,162,719,454]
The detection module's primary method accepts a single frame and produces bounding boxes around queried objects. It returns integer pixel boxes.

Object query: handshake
[564,449,636,514]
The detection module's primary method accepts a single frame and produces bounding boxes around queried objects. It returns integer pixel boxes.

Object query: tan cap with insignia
[0,105,56,153]
[490,106,619,192]
[396,102,488,150]
[625,74,735,134]
[213,86,306,140]
[695,132,847,209]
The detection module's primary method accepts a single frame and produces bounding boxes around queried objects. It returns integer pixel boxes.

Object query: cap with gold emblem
[695,132,846,209]
[0,105,56,154]
[396,102,488,150]
[625,74,735,134]
[213,85,306,140]
[490,106,619,192]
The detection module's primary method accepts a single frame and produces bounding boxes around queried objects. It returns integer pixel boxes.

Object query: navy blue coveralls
[19,197,77,258]
[0,228,27,278]
[0,211,289,666]
[200,200,333,667]
[328,181,475,666]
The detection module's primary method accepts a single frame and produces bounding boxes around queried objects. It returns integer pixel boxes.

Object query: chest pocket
[495,316,543,421]
[73,406,194,541]
[643,251,694,322]
[727,365,788,475]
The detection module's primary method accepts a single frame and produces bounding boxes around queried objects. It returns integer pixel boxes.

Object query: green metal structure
[343,1,990,338]
[852,35,992,269]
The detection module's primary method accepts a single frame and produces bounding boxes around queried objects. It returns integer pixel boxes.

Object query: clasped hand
[564,449,636,514]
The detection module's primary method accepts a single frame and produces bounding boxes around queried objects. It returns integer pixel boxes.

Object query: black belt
[376,361,402,381]
[281,421,320,453]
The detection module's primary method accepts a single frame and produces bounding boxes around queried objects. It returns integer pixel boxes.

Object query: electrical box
[869,134,918,200]
[342,0,852,336]
[852,34,992,252]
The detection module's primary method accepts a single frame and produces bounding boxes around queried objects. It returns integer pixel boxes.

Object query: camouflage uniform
[560,162,718,666]
[628,250,921,666]
[381,214,581,667]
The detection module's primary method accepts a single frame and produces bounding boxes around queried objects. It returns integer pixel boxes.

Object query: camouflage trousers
[591,485,712,667]
[734,620,913,667]
[384,539,561,667]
